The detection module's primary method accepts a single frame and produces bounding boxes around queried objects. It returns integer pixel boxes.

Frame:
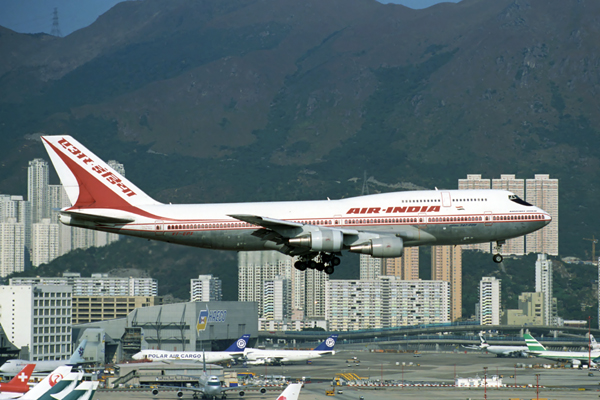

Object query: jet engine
[288,229,343,252]
[349,237,404,257]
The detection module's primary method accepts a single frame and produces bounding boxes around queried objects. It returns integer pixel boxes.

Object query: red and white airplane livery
[41,135,551,274]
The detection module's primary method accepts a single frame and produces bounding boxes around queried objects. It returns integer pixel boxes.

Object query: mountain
[1,0,599,260]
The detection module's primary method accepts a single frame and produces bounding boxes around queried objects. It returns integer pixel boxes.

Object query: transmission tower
[51,8,62,37]
[361,170,369,196]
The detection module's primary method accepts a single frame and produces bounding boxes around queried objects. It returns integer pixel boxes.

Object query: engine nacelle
[349,236,404,257]
[176,391,184,398]
[238,390,245,397]
[288,229,343,252]
[259,388,267,394]
[152,389,159,396]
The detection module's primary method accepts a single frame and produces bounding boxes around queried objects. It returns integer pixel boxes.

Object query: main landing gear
[492,240,505,263]
[294,252,341,275]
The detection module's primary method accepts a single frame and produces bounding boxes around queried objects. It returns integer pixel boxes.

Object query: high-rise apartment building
[360,254,382,280]
[0,285,72,361]
[535,253,556,325]
[431,245,462,321]
[27,159,49,224]
[190,274,222,302]
[0,195,31,250]
[326,277,449,330]
[479,277,501,325]
[262,276,291,320]
[526,175,559,255]
[31,219,59,267]
[48,185,72,256]
[0,218,25,277]
[383,247,419,280]
[238,251,327,323]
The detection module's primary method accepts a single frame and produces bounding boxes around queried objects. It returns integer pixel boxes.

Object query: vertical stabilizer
[523,333,546,353]
[225,334,250,352]
[314,335,338,352]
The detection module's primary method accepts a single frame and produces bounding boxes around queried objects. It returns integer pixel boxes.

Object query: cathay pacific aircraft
[41,135,551,275]
[525,334,599,366]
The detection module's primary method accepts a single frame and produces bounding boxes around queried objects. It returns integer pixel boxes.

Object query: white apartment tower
[190,274,222,302]
[526,175,558,255]
[27,159,49,223]
[262,276,291,320]
[0,285,72,361]
[479,277,501,325]
[360,254,382,280]
[535,253,555,325]
[238,251,327,321]
[48,185,72,256]
[31,219,60,267]
[0,219,25,277]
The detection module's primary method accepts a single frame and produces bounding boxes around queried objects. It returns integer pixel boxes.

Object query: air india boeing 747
[41,135,551,275]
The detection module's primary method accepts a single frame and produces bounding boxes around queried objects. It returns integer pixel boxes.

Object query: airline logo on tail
[523,333,546,353]
[225,334,250,352]
[314,335,338,351]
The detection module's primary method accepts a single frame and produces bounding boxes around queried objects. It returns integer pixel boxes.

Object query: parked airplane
[151,351,266,399]
[274,383,302,400]
[591,334,600,350]
[0,366,73,400]
[0,340,87,374]
[244,335,337,365]
[0,365,35,397]
[132,334,249,363]
[41,135,551,274]
[524,333,600,366]
[463,334,528,357]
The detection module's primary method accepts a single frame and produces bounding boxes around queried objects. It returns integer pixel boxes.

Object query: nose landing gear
[492,240,505,263]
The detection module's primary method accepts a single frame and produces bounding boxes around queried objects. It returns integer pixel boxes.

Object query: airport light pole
[589,316,592,368]
[535,373,540,400]
[483,366,487,400]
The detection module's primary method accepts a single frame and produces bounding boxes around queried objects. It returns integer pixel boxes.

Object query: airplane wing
[228,214,359,236]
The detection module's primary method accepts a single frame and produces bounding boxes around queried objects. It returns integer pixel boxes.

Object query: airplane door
[441,192,452,207]
[418,212,427,228]
[484,211,493,226]
[154,220,164,235]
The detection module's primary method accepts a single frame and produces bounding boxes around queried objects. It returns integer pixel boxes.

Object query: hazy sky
[0,0,462,37]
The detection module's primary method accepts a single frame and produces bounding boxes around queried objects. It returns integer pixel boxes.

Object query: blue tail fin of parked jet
[314,335,338,351]
[225,334,250,352]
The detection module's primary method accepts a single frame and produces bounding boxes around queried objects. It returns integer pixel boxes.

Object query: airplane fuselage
[131,350,238,363]
[61,189,550,254]
[244,348,332,364]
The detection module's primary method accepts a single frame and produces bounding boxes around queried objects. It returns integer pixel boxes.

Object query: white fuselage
[243,348,333,364]
[0,360,71,374]
[484,345,529,356]
[531,349,600,363]
[131,350,239,363]
[62,189,551,254]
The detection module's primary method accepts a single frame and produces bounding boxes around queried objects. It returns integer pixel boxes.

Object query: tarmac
[95,350,600,400]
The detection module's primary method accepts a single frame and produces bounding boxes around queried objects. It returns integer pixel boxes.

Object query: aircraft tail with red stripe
[0,364,35,394]
[41,136,161,211]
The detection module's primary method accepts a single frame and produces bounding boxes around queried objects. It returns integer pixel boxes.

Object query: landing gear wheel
[324,265,335,275]
[315,262,325,271]
[332,256,341,266]
[492,254,503,263]
[294,260,307,271]
[309,260,317,269]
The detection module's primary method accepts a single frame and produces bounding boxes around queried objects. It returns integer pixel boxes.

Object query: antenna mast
[51,8,62,37]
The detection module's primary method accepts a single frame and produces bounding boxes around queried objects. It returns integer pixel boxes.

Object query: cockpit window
[508,194,532,206]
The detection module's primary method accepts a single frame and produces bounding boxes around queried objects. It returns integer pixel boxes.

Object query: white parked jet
[0,340,87,374]
[131,334,249,363]
[463,334,528,357]
[244,335,337,365]
[525,334,600,366]
[41,135,551,274]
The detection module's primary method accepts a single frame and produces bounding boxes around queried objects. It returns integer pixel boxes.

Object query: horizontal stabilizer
[60,211,135,224]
